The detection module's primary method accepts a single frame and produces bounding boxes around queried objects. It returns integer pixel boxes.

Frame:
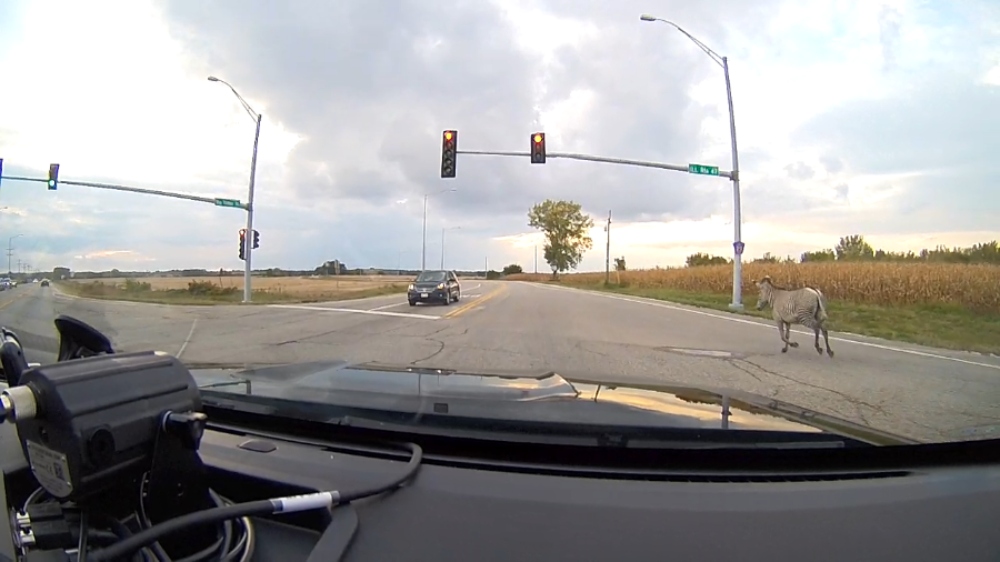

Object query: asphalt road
[1,280,998,443]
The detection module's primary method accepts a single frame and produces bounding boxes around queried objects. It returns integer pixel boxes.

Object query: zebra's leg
[784,322,799,348]
[801,318,823,354]
[785,323,795,344]
[776,321,790,353]
[802,318,833,357]
[821,322,834,357]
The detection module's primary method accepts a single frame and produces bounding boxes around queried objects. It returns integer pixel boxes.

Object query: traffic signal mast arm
[0,173,251,208]
[456,148,736,179]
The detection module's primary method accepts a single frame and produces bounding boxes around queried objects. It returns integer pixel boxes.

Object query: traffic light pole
[243,112,262,304]
[455,150,736,179]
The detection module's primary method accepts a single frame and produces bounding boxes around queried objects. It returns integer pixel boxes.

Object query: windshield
[1,2,998,451]
[415,271,447,283]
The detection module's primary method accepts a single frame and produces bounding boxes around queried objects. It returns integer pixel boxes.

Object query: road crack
[739,358,889,418]
[410,338,446,365]
[725,359,764,383]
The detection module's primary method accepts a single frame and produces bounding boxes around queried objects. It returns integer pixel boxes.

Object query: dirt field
[92,275,412,298]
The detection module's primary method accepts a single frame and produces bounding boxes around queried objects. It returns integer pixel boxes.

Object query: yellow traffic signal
[441,130,458,178]
[530,133,546,164]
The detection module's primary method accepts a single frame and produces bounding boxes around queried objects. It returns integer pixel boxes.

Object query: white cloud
[0,0,996,274]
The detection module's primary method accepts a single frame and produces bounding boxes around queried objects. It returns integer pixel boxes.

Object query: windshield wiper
[199,379,252,394]
[197,392,863,449]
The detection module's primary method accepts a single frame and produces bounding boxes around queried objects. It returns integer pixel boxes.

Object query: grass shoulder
[508,278,1000,355]
[55,279,405,305]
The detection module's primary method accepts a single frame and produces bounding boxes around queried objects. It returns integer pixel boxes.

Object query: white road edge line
[177,318,199,359]
[269,304,440,320]
[369,302,408,311]
[523,282,1000,372]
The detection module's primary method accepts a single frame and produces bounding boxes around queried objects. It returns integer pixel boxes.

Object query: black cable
[173,491,237,562]
[77,511,90,562]
[87,514,145,562]
[137,473,174,562]
[211,491,235,561]
[88,442,422,562]
[172,534,224,562]
[234,517,255,562]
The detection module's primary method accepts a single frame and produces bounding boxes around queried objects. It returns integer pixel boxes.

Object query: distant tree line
[687,236,1000,267]
[56,258,492,279]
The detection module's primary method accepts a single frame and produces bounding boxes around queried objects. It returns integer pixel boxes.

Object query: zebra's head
[755,276,774,310]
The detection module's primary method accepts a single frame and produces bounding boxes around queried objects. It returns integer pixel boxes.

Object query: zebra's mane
[758,275,794,291]
[759,276,819,294]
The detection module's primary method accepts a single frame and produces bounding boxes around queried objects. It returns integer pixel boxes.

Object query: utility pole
[534,245,538,274]
[605,210,611,285]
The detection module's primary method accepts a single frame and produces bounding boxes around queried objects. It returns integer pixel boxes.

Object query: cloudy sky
[0,0,997,274]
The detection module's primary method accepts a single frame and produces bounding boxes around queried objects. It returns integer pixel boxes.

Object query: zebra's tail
[813,288,829,323]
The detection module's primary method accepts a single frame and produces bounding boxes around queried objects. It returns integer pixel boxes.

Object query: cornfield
[507,262,1000,314]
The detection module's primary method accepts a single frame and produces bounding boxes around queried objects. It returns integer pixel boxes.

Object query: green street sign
[688,163,719,176]
[215,198,242,208]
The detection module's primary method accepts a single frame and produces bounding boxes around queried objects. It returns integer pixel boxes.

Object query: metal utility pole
[422,195,428,270]
[534,245,538,274]
[7,235,21,276]
[605,210,611,284]
[421,188,457,271]
[640,14,744,310]
[441,226,461,270]
[208,75,262,304]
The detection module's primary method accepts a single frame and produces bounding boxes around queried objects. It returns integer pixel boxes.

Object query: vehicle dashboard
[5,406,998,562]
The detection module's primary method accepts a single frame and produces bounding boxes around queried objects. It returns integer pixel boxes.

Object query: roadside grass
[55,278,406,306]
[508,277,1000,355]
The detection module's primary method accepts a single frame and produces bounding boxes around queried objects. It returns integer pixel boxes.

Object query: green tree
[528,199,594,278]
[835,234,874,261]
[801,249,836,262]
[502,264,523,275]
[685,253,729,267]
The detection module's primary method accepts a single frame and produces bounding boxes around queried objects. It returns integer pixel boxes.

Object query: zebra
[754,275,834,357]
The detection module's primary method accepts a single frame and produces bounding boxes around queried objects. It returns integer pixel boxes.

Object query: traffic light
[530,133,546,164]
[441,130,457,178]
[48,163,60,190]
[239,229,247,260]
[252,229,259,249]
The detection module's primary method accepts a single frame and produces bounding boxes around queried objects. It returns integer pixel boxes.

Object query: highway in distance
[0,280,998,444]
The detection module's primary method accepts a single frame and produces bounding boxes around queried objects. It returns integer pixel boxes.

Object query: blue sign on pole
[734,241,745,255]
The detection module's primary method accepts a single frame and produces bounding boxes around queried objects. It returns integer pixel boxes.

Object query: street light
[640,14,745,310]
[7,234,22,276]
[208,75,262,304]
[422,188,456,271]
[441,226,462,270]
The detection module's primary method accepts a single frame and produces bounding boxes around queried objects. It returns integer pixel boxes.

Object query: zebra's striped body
[755,276,834,357]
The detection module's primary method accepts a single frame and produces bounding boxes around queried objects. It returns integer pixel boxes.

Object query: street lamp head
[639,14,658,21]
[207,76,220,82]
